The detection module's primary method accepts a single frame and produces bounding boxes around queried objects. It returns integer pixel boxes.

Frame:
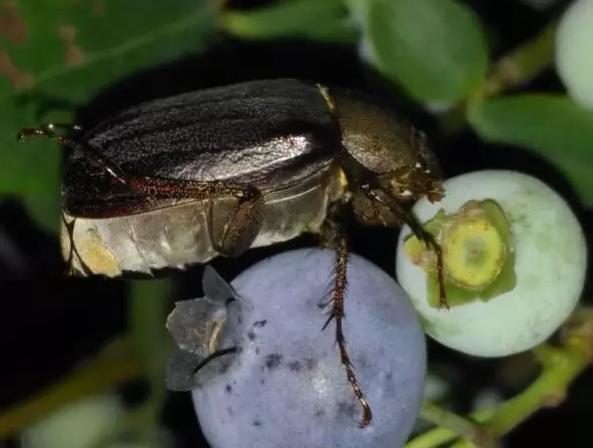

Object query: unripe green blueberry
[396,170,587,357]
[556,0,593,109]
[21,394,124,448]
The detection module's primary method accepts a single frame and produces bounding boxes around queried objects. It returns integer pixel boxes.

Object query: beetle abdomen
[62,164,345,276]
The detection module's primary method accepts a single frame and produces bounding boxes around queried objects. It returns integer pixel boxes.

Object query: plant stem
[129,278,171,373]
[406,307,593,448]
[406,409,493,448]
[128,279,172,428]
[0,337,142,438]
[405,426,456,448]
[440,19,558,133]
[480,20,558,99]
[0,281,174,440]
[486,318,592,436]
[419,402,484,443]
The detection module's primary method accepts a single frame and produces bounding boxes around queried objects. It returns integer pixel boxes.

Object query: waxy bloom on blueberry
[168,249,427,448]
[397,170,587,357]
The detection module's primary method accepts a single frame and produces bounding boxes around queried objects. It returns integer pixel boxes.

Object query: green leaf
[130,278,172,373]
[365,0,488,104]
[0,0,216,196]
[0,102,62,193]
[21,192,61,233]
[220,0,355,43]
[469,94,593,205]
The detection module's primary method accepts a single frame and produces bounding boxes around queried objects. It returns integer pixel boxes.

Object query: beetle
[18,78,445,427]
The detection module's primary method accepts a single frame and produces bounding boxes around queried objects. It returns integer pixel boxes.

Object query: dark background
[1,0,590,446]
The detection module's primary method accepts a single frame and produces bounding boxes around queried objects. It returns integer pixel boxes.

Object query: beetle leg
[206,185,265,258]
[125,177,265,258]
[362,186,448,309]
[221,186,265,257]
[319,218,373,428]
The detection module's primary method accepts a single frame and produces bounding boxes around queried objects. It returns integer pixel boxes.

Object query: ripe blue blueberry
[169,249,426,448]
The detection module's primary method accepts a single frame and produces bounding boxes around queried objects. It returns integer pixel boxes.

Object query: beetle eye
[399,188,414,198]
[414,155,430,174]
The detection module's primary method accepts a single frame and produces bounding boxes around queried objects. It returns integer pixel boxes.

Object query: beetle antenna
[17,123,127,185]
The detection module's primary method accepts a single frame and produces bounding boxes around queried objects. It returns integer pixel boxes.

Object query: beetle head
[330,88,444,216]
[351,161,443,228]
[383,148,444,204]
[350,135,444,228]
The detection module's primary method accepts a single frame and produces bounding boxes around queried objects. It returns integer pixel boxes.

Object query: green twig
[419,402,485,444]
[485,311,592,436]
[0,337,142,438]
[129,279,171,372]
[406,307,593,448]
[0,280,175,441]
[480,21,557,100]
[406,409,493,448]
[440,19,558,132]
[128,279,172,432]
[405,426,455,448]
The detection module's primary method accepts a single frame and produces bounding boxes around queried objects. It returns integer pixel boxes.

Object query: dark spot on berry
[247,331,256,341]
[253,419,262,427]
[314,409,325,418]
[385,371,393,381]
[255,346,260,355]
[225,384,232,393]
[217,354,236,374]
[357,353,369,369]
[260,378,265,385]
[227,407,234,416]
[304,358,317,370]
[288,360,301,372]
[337,401,358,419]
[253,320,267,328]
[263,353,283,370]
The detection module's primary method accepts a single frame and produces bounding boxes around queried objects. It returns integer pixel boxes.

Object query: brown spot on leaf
[0,1,27,45]
[58,25,85,66]
[0,48,33,88]
[92,0,105,17]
